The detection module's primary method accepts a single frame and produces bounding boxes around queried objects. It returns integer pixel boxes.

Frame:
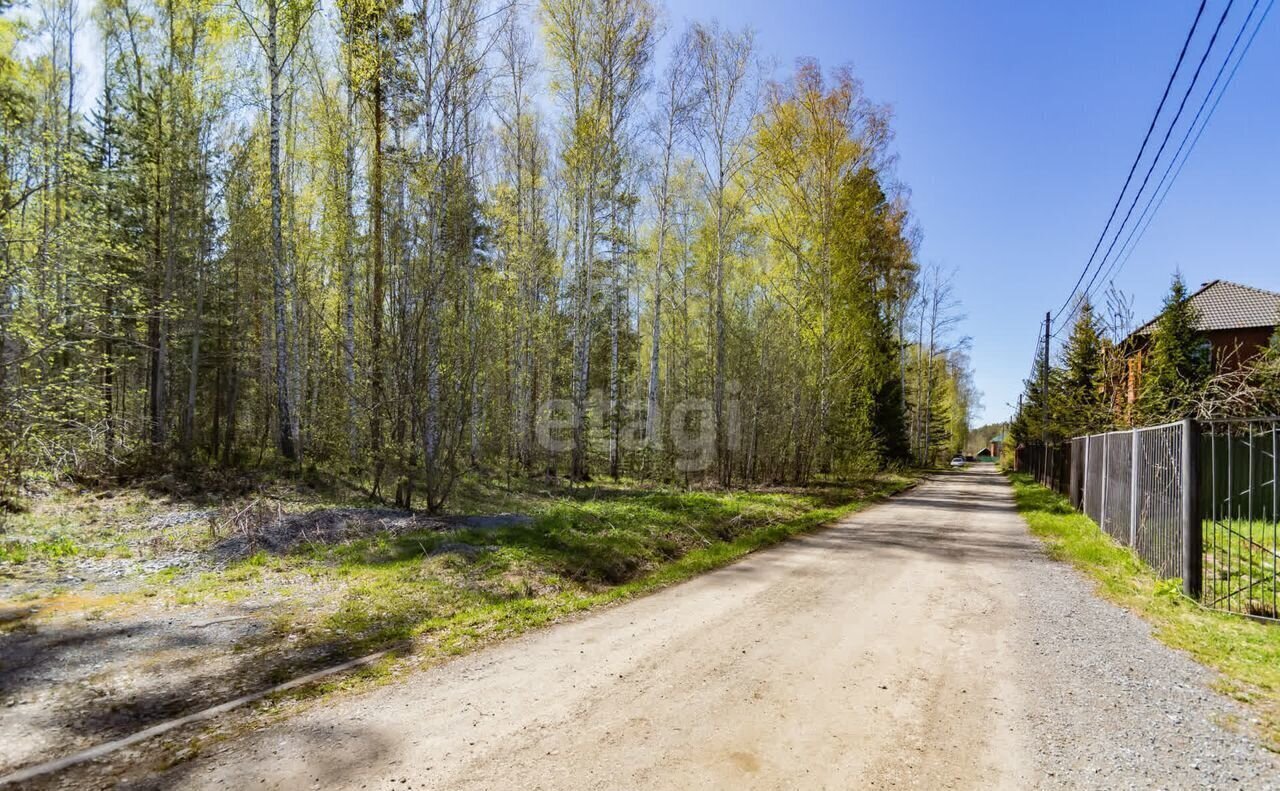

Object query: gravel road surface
[115,468,1280,788]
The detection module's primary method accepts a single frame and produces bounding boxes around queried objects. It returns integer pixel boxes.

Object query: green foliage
[1136,273,1210,423]
[965,421,1004,454]
[1245,327,1280,414]
[0,535,80,564]
[0,3,30,139]
[1009,330,1060,447]
[1053,299,1112,437]
[0,0,959,515]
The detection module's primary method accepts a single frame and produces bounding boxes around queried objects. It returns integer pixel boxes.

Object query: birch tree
[233,0,315,461]
[0,0,984,506]
[641,33,695,452]
[689,21,756,486]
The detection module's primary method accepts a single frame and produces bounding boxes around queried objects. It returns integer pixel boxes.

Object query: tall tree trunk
[369,74,386,492]
[285,58,304,461]
[645,173,668,447]
[267,0,296,461]
[149,83,167,449]
[713,179,727,485]
[182,207,206,459]
[608,204,622,479]
[99,81,116,453]
[222,362,238,464]
[608,275,621,479]
[341,16,358,464]
[571,179,594,481]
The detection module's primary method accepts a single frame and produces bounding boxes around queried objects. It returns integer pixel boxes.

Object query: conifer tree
[1136,274,1210,422]
[1054,299,1110,437]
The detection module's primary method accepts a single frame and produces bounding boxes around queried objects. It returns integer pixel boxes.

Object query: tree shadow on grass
[23,718,400,791]
[6,476,906,784]
[3,603,417,785]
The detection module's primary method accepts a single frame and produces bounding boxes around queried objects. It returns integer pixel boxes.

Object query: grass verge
[1007,471,1280,750]
[235,473,921,683]
[3,473,919,783]
[154,473,911,769]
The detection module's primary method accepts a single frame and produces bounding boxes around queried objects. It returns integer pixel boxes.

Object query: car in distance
[949,455,966,468]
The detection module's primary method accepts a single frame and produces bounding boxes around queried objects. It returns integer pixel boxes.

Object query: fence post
[1082,436,1090,513]
[1101,433,1110,531]
[1181,419,1202,600]
[1073,438,1083,509]
[1129,428,1140,548]
[1068,439,1080,508]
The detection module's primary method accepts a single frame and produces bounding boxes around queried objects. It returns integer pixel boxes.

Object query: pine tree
[1011,338,1054,446]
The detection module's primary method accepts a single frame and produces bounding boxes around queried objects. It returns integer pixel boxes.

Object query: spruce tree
[1136,274,1210,423]
[1012,341,1056,445]
[1054,299,1110,437]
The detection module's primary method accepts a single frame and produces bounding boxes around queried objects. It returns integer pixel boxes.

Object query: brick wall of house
[1124,325,1275,407]
[1208,326,1274,371]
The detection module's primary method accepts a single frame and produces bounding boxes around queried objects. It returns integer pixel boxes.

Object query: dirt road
[128,468,1278,789]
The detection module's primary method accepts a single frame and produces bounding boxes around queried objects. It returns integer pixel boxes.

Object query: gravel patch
[0,599,278,775]
[1012,548,1280,789]
[144,510,218,531]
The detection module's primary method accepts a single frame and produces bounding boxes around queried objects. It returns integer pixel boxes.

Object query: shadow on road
[713,469,1035,573]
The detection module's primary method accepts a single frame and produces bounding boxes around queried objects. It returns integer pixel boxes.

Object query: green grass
[161,475,917,686]
[1008,472,1280,749]
[4,471,916,743]
[0,534,80,563]
[1202,517,1280,619]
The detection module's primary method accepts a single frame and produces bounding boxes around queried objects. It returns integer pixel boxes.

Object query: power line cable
[1053,0,1242,339]
[1086,0,1273,299]
[1074,0,1238,308]
[1027,0,1267,403]
[1049,0,1208,324]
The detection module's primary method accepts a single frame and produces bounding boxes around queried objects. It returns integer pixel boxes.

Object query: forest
[0,0,976,513]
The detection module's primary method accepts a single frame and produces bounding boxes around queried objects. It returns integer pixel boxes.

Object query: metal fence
[1201,419,1280,620]
[1132,422,1188,580]
[1081,434,1104,526]
[1015,441,1073,495]
[1102,431,1133,548]
[1051,422,1191,580]
[1019,418,1280,623]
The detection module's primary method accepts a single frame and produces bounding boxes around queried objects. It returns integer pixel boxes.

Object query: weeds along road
[135,467,1277,790]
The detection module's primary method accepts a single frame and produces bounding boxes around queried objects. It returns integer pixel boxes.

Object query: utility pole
[1042,311,1050,446]
[1014,393,1023,472]
[1042,311,1051,481]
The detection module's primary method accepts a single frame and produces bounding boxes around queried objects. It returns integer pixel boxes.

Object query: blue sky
[668,0,1280,424]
